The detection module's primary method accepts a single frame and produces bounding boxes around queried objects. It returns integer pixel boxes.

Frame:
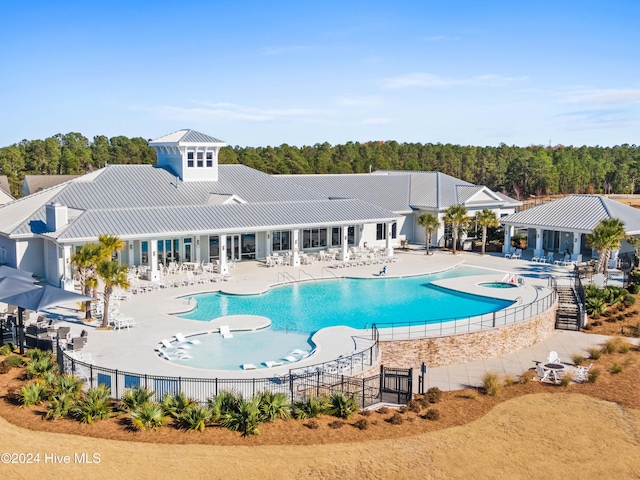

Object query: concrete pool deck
[40,248,624,387]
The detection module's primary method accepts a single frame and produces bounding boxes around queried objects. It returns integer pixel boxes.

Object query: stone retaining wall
[380,306,557,368]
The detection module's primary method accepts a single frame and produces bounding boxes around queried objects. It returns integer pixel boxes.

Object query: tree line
[1,133,639,199]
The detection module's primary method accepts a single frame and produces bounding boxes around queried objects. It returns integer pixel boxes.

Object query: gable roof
[23,175,80,196]
[501,195,640,234]
[149,129,225,145]
[0,176,10,195]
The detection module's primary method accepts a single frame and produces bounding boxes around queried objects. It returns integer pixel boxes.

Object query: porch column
[609,248,620,270]
[194,236,201,263]
[572,232,582,263]
[62,245,74,291]
[503,226,514,253]
[219,234,229,274]
[534,228,543,258]
[386,223,394,257]
[265,231,272,257]
[127,241,134,266]
[149,240,159,281]
[291,229,300,266]
[341,226,350,261]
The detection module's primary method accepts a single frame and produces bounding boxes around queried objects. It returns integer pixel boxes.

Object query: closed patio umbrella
[0,284,93,354]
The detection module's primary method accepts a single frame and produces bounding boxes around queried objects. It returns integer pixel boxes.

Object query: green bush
[162,392,196,419]
[179,405,212,432]
[291,396,328,420]
[586,297,607,316]
[20,381,48,406]
[426,386,442,403]
[53,374,84,396]
[423,409,440,421]
[256,391,290,422]
[588,368,602,383]
[130,402,168,430]
[25,348,52,363]
[208,390,243,420]
[628,283,640,294]
[4,355,24,367]
[624,294,636,305]
[0,343,15,356]
[481,372,501,396]
[218,398,262,437]
[326,392,359,420]
[72,385,113,424]
[46,392,76,420]
[121,386,155,412]
[25,356,59,379]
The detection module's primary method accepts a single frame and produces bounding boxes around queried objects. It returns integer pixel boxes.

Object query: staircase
[555,286,581,331]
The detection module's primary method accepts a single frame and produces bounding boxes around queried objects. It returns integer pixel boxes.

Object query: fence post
[492,311,496,328]
[115,369,119,399]
[289,374,294,404]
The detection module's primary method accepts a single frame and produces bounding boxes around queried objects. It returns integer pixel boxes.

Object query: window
[302,229,327,249]
[348,226,355,246]
[331,227,342,246]
[197,152,203,168]
[376,223,385,240]
[206,152,213,167]
[209,235,220,261]
[271,230,291,251]
[187,152,194,168]
[391,222,397,239]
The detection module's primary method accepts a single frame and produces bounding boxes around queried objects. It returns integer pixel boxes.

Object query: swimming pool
[179,266,512,333]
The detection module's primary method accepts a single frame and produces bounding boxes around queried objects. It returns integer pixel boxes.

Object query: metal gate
[379,366,412,404]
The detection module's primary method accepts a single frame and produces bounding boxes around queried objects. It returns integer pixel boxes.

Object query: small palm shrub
[25,348,52,362]
[72,385,113,424]
[588,347,602,360]
[588,367,602,384]
[121,386,155,412]
[256,391,290,422]
[386,413,403,425]
[218,398,262,437]
[353,418,368,430]
[130,402,168,430]
[53,374,84,396]
[608,362,624,374]
[291,396,328,420]
[624,294,636,305]
[162,392,196,419]
[425,386,442,403]
[4,355,24,367]
[481,372,501,396]
[423,409,440,421]
[179,405,212,432]
[326,392,359,419]
[20,381,48,406]
[0,343,14,356]
[586,297,606,316]
[572,353,585,366]
[46,392,76,420]
[25,356,59,379]
[208,390,243,421]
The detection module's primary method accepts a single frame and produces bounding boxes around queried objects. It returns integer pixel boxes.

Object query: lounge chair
[282,355,299,363]
[160,338,173,349]
[263,360,283,368]
[289,349,306,356]
[535,364,552,383]
[175,332,201,345]
[510,249,522,260]
[573,363,593,383]
[219,325,233,339]
[242,363,256,370]
[531,251,545,262]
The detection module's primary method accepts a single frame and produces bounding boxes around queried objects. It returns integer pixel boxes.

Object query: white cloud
[562,88,640,106]
[260,45,309,56]
[380,73,526,89]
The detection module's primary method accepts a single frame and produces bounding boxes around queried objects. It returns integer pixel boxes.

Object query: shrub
[609,362,624,374]
[291,396,328,420]
[304,419,319,429]
[628,283,640,294]
[0,343,14,356]
[25,348,52,362]
[481,372,501,396]
[25,357,58,379]
[353,418,368,430]
[618,341,631,354]
[358,409,372,417]
[20,381,47,406]
[121,386,155,412]
[591,320,602,326]
[425,386,442,403]
[208,390,243,420]
[423,409,440,421]
[460,388,478,399]
[46,392,76,420]
[219,398,263,437]
[376,406,390,415]
[601,339,618,355]
[503,374,516,387]
[386,413,403,425]
[624,294,637,305]
[586,297,607,316]
[519,370,536,385]
[162,392,196,419]
[130,402,168,430]
[326,392,359,420]
[328,420,344,429]
[256,391,291,422]
[179,405,212,432]
[559,373,573,387]
[587,347,602,360]
[72,385,113,424]
[407,400,422,413]
[4,355,24,367]
[572,354,585,366]
[52,374,84,396]
[588,368,602,383]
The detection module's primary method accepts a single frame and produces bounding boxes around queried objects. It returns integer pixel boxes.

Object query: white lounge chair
[547,351,560,364]
[160,339,173,349]
[263,360,283,368]
[573,363,593,383]
[510,249,522,260]
[289,349,306,356]
[282,355,299,363]
[242,363,256,370]
[531,251,545,262]
[219,325,233,339]
[175,332,201,345]
[535,364,552,383]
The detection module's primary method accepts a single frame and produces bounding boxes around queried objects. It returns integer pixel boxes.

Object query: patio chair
[242,363,256,370]
[531,251,545,262]
[544,253,555,264]
[263,360,283,368]
[535,364,552,383]
[174,332,201,345]
[282,355,299,363]
[573,363,593,383]
[510,249,522,260]
[547,351,560,364]
[219,325,233,339]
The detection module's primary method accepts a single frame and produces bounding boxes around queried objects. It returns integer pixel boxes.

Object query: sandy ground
[0,393,639,480]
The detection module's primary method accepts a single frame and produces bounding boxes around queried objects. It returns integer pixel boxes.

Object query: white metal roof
[149,129,225,145]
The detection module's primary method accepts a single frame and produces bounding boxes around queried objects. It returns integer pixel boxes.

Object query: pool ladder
[278,272,298,284]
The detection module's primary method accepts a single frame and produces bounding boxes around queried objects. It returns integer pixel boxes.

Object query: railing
[298,270,317,282]
[321,267,339,279]
[372,288,557,341]
[277,272,298,284]
[573,271,588,328]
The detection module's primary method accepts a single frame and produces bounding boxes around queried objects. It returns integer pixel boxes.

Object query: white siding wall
[16,239,45,279]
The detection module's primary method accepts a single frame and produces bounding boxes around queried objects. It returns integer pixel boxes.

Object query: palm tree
[70,243,103,320]
[586,218,626,275]
[474,209,499,255]
[416,212,440,255]
[96,260,130,328]
[443,204,469,254]
[98,234,125,261]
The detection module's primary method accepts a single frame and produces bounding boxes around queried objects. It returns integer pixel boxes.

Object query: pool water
[179,266,512,333]
[479,282,518,289]
[170,330,312,371]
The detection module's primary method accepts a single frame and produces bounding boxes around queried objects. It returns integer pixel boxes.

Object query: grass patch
[503,375,516,387]
[601,339,618,355]
[618,341,631,354]
[459,389,478,399]
[588,367,602,383]
[608,362,624,374]
[588,347,602,360]
[559,373,573,387]
[519,370,536,385]
[571,353,585,366]
[481,372,501,396]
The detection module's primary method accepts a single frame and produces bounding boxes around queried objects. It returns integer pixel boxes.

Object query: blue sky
[1,1,639,148]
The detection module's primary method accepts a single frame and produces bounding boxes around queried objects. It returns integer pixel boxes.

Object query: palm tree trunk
[102,288,112,329]
[452,223,458,254]
[482,227,487,255]
[425,229,430,255]
[603,249,611,276]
